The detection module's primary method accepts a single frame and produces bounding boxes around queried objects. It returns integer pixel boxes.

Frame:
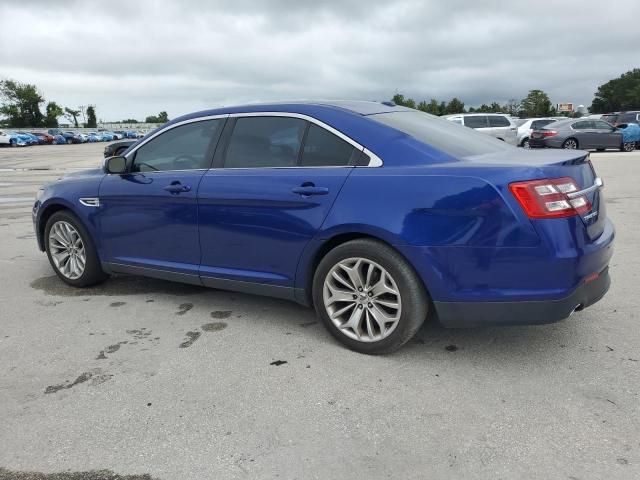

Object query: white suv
[445,114,518,145]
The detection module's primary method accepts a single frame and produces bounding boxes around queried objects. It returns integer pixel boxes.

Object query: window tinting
[618,113,639,123]
[593,120,614,130]
[463,116,488,129]
[300,124,356,167]
[131,119,223,172]
[488,115,511,127]
[531,119,554,130]
[225,117,306,168]
[371,111,512,158]
[572,121,590,130]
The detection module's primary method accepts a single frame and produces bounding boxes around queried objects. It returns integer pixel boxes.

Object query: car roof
[171,100,413,124]
[444,113,509,117]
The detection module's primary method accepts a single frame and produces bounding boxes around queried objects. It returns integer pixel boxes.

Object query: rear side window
[300,124,356,167]
[370,111,512,158]
[488,115,511,127]
[225,117,306,168]
[464,116,488,129]
[618,113,639,123]
[601,115,618,124]
[531,119,554,130]
[131,119,223,172]
[572,121,590,130]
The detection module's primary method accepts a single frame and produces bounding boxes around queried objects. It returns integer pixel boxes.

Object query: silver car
[529,118,623,150]
[445,113,518,145]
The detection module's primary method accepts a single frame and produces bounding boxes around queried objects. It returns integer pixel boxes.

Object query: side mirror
[104,155,128,174]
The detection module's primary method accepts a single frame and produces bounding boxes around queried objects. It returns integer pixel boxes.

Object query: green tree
[144,111,169,123]
[445,97,465,114]
[86,105,97,128]
[64,107,81,127]
[45,102,64,127]
[502,99,521,116]
[520,89,554,117]
[391,93,416,109]
[590,68,640,113]
[417,99,442,115]
[0,79,45,127]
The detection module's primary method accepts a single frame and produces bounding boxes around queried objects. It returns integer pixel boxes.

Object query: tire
[621,142,635,152]
[312,239,428,354]
[10,139,16,147]
[44,210,108,287]
[66,138,72,144]
[562,138,578,149]
[521,138,530,149]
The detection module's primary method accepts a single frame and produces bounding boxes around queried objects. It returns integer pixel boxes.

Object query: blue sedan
[32,101,614,353]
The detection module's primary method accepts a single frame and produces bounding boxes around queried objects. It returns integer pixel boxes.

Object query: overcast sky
[1,0,638,121]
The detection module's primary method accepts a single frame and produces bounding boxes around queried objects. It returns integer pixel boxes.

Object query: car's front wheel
[44,210,108,287]
[622,142,635,152]
[313,239,428,354]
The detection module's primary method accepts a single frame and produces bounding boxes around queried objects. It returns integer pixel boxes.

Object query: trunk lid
[464,148,606,240]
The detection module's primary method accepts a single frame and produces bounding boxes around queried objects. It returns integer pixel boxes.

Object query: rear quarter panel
[296,165,543,301]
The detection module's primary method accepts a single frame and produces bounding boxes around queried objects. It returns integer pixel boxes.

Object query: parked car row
[529,119,640,152]
[0,128,147,147]
[443,111,640,152]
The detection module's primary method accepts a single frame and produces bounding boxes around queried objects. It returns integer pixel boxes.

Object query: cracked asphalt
[0,143,639,479]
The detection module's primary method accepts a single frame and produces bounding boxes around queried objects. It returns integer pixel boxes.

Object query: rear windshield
[370,111,511,157]
[531,119,555,129]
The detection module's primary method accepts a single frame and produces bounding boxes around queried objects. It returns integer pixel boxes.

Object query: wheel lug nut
[368,291,372,297]
[368,303,373,308]
[358,304,363,309]
[352,294,358,300]
[358,287,363,292]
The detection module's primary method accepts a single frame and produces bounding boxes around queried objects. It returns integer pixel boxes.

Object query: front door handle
[163,181,191,194]
[292,186,329,196]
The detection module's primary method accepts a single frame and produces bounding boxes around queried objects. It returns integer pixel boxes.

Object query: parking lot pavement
[0,143,639,480]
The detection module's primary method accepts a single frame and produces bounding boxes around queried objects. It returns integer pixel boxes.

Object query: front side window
[131,119,223,172]
[224,117,306,168]
[593,120,614,130]
[464,116,488,129]
[300,124,356,167]
[488,115,511,127]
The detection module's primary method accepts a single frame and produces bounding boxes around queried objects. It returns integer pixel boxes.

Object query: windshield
[369,110,512,157]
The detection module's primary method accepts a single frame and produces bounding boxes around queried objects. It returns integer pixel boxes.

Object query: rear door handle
[163,182,191,194]
[292,186,329,196]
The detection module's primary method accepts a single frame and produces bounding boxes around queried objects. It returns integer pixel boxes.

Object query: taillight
[540,130,557,137]
[509,177,591,219]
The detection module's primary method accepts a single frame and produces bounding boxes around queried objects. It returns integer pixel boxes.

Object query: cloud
[1,0,637,120]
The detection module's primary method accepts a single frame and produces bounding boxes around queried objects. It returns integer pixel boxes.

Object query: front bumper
[434,267,610,327]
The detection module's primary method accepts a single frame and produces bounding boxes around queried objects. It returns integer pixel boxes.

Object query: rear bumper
[434,266,610,327]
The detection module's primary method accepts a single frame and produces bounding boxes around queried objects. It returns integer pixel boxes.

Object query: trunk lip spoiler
[566,177,603,199]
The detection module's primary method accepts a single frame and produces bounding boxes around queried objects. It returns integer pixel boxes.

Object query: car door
[98,117,225,280]
[592,120,622,148]
[488,115,517,144]
[463,115,490,135]
[197,114,363,296]
[569,121,593,148]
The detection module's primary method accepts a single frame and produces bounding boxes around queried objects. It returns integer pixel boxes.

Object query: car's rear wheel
[312,239,428,354]
[562,138,578,149]
[622,142,635,152]
[521,138,530,149]
[10,139,16,147]
[45,210,108,287]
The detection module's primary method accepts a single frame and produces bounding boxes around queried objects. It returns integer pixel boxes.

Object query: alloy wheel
[48,221,86,280]
[563,139,578,149]
[623,142,635,152]
[323,257,402,342]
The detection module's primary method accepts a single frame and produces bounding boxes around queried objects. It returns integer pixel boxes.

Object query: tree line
[2,69,639,127]
[0,78,170,128]
[391,89,558,118]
